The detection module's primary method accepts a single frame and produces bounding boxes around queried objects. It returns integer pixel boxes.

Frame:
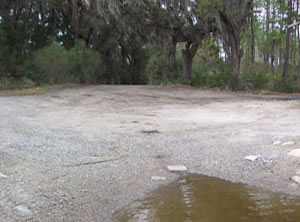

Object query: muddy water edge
[114,174,300,222]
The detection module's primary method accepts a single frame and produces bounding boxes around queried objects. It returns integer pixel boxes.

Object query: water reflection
[114,174,300,222]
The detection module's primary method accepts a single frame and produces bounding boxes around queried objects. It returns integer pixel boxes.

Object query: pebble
[272,141,282,145]
[15,205,33,216]
[0,173,8,178]
[288,149,300,157]
[291,176,300,185]
[151,176,166,181]
[282,141,295,146]
[167,165,187,172]
[244,155,259,162]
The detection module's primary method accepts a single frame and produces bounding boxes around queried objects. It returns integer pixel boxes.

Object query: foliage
[0,32,25,79]
[0,77,36,90]
[145,52,169,84]
[1,0,300,92]
[0,84,69,96]
[192,58,238,89]
[69,41,105,83]
[145,48,183,85]
[24,41,104,84]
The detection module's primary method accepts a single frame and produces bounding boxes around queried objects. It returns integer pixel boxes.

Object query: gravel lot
[1,85,300,221]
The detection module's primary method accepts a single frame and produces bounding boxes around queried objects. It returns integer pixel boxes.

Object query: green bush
[252,71,270,89]
[25,43,70,83]
[243,63,300,92]
[145,51,182,84]
[145,53,169,84]
[192,59,300,92]
[24,41,104,84]
[0,77,35,90]
[280,73,300,92]
[192,58,238,89]
[69,41,104,84]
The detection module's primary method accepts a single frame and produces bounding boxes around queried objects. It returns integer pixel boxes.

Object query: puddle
[114,174,300,222]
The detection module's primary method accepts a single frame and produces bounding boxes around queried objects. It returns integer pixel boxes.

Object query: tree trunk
[183,49,193,81]
[230,35,241,74]
[218,20,241,73]
[271,41,275,74]
[297,0,300,73]
[293,27,297,66]
[290,27,294,64]
[283,0,293,83]
[169,36,177,73]
[182,42,199,81]
[250,7,255,64]
[217,0,253,75]
[293,0,296,66]
[279,10,284,67]
[271,3,275,73]
[74,0,83,41]
[265,0,270,63]
[50,8,56,36]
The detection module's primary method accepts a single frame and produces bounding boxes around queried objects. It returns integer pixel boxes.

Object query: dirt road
[1,85,300,221]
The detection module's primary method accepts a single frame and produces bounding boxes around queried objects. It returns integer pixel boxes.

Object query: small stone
[151,176,166,181]
[244,155,259,162]
[288,149,300,157]
[167,165,187,172]
[15,205,33,216]
[0,173,8,178]
[282,141,295,146]
[272,141,282,145]
[291,176,300,184]
[296,169,300,175]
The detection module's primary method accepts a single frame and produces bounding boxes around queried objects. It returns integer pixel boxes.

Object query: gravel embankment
[1,85,300,221]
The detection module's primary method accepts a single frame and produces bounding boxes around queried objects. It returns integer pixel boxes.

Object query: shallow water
[114,174,300,222]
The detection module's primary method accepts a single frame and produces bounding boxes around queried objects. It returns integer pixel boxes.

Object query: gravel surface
[1,85,300,221]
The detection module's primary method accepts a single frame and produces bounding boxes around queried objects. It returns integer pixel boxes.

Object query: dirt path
[1,85,300,221]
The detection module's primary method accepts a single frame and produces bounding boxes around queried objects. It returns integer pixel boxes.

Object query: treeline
[0,0,300,91]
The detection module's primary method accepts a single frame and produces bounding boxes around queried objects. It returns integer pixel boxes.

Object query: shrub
[69,41,104,84]
[145,50,183,85]
[244,63,300,92]
[145,52,169,84]
[192,58,238,89]
[0,77,36,90]
[25,42,70,84]
[24,41,104,85]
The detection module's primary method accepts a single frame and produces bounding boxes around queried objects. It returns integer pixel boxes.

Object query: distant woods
[0,0,300,91]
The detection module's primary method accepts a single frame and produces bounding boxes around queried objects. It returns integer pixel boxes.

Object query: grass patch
[0,84,74,96]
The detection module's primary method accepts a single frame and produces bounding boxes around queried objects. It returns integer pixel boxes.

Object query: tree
[282,0,293,82]
[217,0,254,74]
[141,0,217,81]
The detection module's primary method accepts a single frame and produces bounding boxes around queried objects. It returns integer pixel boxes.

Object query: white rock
[244,155,259,162]
[151,176,166,181]
[0,173,8,178]
[282,141,295,146]
[272,141,282,145]
[288,149,300,157]
[15,205,33,216]
[291,176,300,185]
[296,169,300,175]
[167,165,187,172]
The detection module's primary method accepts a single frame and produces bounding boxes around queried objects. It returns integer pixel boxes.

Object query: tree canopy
[1,0,300,91]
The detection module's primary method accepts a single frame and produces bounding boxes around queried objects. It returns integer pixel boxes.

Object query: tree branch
[288,21,300,29]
